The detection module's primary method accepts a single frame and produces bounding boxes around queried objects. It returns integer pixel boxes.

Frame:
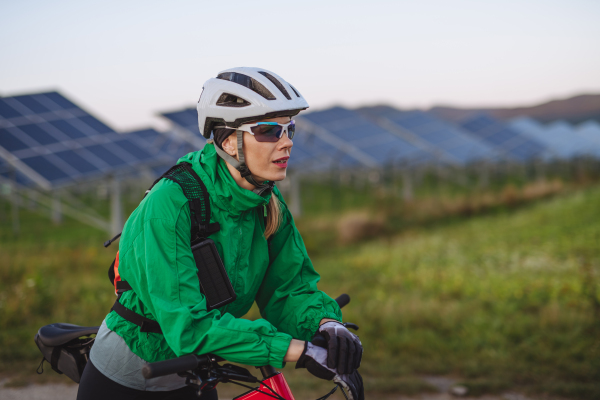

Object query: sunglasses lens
[250,124,283,142]
[288,121,295,140]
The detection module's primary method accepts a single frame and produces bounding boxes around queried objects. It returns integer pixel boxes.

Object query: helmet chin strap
[213,130,274,196]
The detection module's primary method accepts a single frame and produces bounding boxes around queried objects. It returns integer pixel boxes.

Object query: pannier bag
[35,323,99,383]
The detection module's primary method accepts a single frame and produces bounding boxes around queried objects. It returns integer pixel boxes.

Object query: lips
[273,156,289,168]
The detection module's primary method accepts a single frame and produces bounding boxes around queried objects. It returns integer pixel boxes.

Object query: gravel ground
[0,381,78,400]
[0,377,539,400]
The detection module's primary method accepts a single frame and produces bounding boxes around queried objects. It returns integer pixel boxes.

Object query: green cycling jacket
[105,143,342,368]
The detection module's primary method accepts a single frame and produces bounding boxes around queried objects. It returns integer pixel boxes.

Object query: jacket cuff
[309,311,343,337]
[267,333,293,369]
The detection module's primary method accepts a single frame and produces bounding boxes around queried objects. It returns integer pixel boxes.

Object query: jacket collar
[178,144,271,216]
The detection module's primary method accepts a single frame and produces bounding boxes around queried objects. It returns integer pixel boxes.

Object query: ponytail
[264,194,282,239]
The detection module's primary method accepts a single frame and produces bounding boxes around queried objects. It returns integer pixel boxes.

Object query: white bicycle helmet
[198,67,309,137]
[197,67,309,194]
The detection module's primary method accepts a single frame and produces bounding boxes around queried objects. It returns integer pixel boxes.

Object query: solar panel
[0,91,170,189]
[509,117,600,159]
[0,158,32,186]
[124,128,197,174]
[159,105,433,170]
[290,124,358,170]
[458,114,548,161]
[301,107,432,166]
[576,121,600,149]
[358,106,498,164]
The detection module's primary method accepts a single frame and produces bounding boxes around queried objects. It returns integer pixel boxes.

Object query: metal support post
[111,175,124,235]
[402,168,413,201]
[11,184,20,234]
[52,191,62,224]
[10,168,20,234]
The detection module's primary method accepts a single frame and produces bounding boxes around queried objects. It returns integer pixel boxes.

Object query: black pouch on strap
[192,238,236,311]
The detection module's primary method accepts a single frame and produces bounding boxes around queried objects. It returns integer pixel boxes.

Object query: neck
[224,160,263,191]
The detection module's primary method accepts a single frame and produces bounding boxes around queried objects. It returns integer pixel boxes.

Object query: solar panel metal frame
[458,114,549,161]
[0,91,171,190]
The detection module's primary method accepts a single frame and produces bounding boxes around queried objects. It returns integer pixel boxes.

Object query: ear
[222,134,238,157]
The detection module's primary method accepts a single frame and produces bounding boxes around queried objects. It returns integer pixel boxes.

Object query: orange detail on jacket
[113,251,120,295]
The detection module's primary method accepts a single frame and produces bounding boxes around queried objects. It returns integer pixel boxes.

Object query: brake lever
[343,322,359,331]
[217,364,258,383]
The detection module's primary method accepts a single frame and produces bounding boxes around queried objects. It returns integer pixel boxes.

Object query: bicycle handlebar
[142,354,213,379]
[335,293,350,309]
[142,294,351,379]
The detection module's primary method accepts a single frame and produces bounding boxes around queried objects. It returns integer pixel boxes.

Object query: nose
[278,130,293,151]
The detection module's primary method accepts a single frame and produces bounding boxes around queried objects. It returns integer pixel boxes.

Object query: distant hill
[428,94,600,124]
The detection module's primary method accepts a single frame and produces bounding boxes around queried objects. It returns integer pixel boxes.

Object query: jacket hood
[177,143,271,216]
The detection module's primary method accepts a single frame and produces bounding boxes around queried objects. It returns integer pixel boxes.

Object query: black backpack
[107,162,236,334]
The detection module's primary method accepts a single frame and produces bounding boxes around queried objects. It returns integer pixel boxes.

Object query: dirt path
[0,380,78,400]
[0,380,536,400]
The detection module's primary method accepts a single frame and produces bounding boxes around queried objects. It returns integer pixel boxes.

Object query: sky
[1,0,599,131]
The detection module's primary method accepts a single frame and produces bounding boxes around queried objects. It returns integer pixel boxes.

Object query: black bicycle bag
[34,323,99,383]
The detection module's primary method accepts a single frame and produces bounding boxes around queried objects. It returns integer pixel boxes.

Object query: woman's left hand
[318,321,363,374]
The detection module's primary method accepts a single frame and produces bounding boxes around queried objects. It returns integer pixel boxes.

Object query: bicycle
[141,294,359,400]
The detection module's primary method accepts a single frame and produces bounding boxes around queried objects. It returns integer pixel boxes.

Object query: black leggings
[77,360,218,400]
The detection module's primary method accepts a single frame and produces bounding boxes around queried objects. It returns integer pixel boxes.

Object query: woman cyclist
[77,67,364,400]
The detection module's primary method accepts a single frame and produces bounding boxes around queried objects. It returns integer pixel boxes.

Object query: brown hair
[264,194,282,239]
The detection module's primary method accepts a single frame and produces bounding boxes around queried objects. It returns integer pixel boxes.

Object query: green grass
[1,184,599,398]
[310,186,600,398]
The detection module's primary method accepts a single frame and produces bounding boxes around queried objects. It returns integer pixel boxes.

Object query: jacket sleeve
[119,193,292,368]
[255,199,343,342]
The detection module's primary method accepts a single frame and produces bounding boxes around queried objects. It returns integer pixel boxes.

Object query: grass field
[1,183,599,398]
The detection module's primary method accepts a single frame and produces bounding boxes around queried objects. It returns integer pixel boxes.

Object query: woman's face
[222,116,293,183]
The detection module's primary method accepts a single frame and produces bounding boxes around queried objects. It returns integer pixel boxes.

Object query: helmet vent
[217,72,276,100]
[289,84,301,98]
[216,93,251,107]
[258,71,292,100]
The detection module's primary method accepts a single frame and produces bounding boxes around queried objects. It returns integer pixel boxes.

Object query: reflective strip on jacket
[105,143,342,368]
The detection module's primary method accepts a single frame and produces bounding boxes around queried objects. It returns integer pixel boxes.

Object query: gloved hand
[296,342,365,400]
[318,321,363,374]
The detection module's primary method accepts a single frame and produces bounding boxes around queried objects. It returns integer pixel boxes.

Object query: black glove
[296,342,365,400]
[318,321,363,374]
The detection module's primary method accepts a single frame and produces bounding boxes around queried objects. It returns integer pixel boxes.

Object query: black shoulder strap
[108,162,220,335]
[159,163,220,242]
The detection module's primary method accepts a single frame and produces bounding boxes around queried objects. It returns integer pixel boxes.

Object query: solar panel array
[0,92,164,189]
[576,121,600,147]
[509,117,600,159]
[300,107,433,166]
[160,105,375,170]
[293,122,370,169]
[359,106,498,164]
[458,114,549,161]
[160,108,208,146]
[125,127,197,175]
[159,104,600,171]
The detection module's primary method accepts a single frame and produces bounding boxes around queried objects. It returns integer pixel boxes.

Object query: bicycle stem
[259,365,278,379]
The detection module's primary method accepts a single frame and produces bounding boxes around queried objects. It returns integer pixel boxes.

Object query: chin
[265,169,287,182]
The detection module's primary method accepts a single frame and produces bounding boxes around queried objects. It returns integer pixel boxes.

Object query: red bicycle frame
[235,371,295,400]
